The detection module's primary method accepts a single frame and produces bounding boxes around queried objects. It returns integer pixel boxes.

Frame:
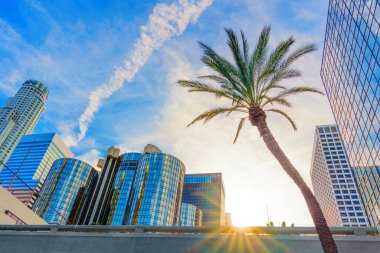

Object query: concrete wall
[0,231,379,253]
[0,186,46,225]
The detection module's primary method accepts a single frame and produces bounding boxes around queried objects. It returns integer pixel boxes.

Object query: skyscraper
[33,158,98,224]
[83,146,121,225]
[0,133,73,208]
[321,0,380,226]
[351,165,380,226]
[310,125,367,227]
[126,151,185,226]
[0,80,48,171]
[107,152,142,225]
[182,173,225,226]
[179,203,202,226]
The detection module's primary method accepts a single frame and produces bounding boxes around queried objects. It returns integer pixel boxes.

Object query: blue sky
[0,0,335,226]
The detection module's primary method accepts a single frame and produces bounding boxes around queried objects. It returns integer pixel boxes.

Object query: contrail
[64,0,213,146]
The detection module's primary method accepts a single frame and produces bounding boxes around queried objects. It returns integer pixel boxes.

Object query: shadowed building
[182,173,225,226]
[0,80,48,171]
[321,0,380,226]
[0,133,73,208]
[82,146,121,225]
[33,158,98,224]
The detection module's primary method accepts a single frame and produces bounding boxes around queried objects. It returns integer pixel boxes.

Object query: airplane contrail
[64,0,213,146]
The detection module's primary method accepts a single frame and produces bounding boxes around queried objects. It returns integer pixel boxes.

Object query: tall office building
[0,133,73,208]
[0,80,48,171]
[322,0,380,168]
[182,173,225,226]
[310,125,367,227]
[33,158,98,224]
[107,152,142,225]
[83,146,121,225]
[126,151,186,226]
[351,165,380,226]
[321,0,380,226]
[179,203,202,226]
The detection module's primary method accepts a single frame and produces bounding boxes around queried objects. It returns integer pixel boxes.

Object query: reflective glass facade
[179,203,202,226]
[126,153,185,226]
[0,80,48,171]
[33,158,98,224]
[83,146,121,225]
[182,173,225,226]
[321,0,380,227]
[310,125,368,227]
[352,166,380,226]
[107,152,142,225]
[0,133,73,208]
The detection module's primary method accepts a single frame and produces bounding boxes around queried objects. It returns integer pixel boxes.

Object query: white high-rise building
[0,80,48,171]
[310,125,368,227]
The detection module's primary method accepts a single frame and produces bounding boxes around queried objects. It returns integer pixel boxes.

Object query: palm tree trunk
[252,113,338,253]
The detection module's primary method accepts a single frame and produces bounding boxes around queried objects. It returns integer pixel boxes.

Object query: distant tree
[177,26,338,253]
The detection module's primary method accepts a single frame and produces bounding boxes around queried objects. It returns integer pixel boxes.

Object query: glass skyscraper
[352,165,380,226]
[107,152,142,225]
[310,125,368,227]
[179,203,202,226]
[33,158,98,224]
[82,146,121,225]
[0,80,48,171]
[321,0,380,226]
[0,133,73,208]
[322,0,380,168]
[126,152,185,226]
[182,173,225,226]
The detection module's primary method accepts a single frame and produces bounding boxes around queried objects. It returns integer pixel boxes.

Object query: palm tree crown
[178,26,323,142]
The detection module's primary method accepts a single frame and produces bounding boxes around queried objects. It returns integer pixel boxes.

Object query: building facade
[352,165,380,226]
[126,152,185,226]
[33,158,98,224]
[0,80,48,171]
[0,133,73,208]
[82,146,121,225]
[107,152,142,225]
[182,173,225,226]
[321,0,380,227]
[310,125,368,227]
[179,203,202,226]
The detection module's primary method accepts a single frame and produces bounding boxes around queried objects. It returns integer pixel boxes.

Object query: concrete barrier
[0,225,379,253]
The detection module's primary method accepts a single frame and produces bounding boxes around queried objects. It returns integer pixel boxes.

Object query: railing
[0,225,379,236]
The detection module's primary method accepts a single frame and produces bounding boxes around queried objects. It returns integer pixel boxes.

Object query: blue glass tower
[126,152,185,226]
[182,173,225,226]
[107,152,142,225]
[179,203,202,226]
[33,158,98,224]
[321,0,380,226]
[0,133,73,208]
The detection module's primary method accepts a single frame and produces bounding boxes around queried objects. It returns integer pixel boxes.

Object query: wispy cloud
[64,0,214,147]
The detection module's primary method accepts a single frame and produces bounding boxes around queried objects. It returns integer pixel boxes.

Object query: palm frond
[233,117,247,143]
[177,80,233,99]
[187,106,247,127]
[266,109,297,130]
[261,96,292,108]
[225,28,248,84]
[285,44,317,65]
[198,75,230,85]
[276,86,324,98]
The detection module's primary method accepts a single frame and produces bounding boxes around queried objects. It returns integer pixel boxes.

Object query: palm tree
[177,26,338,253]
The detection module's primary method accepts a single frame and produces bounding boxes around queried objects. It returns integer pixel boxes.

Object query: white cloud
[64,0,214,147]
[77,149,101,169]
